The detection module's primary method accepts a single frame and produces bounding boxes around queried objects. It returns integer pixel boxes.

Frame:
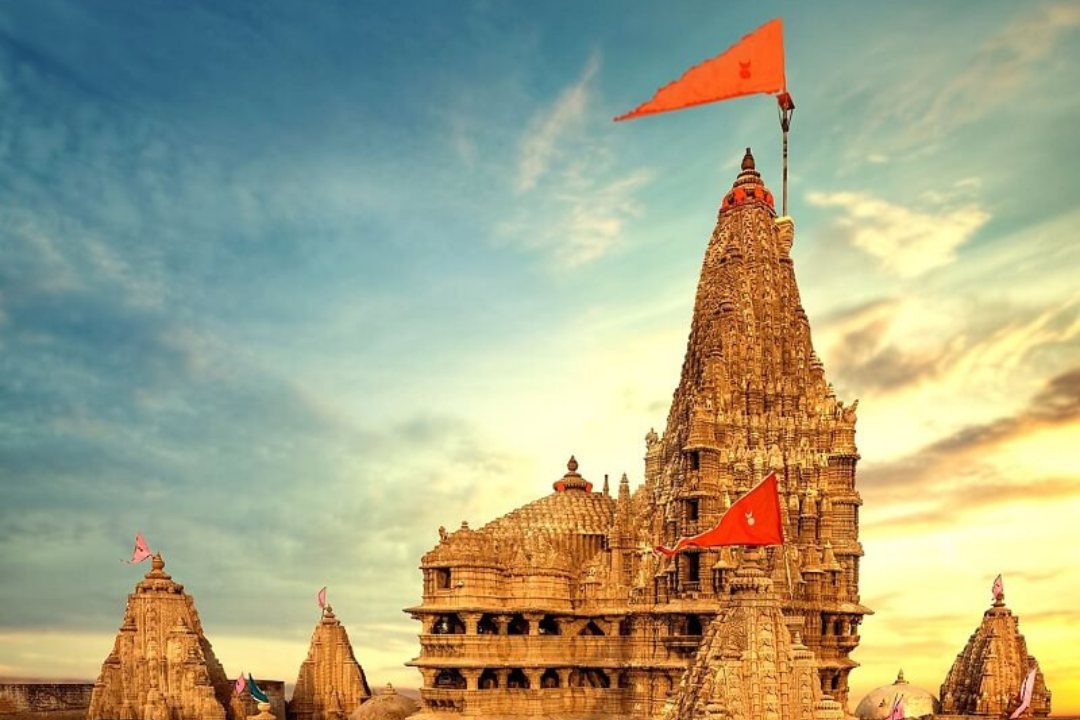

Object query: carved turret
[288,606,372,720]
[939,588,1051,717]
[87,554,231,720]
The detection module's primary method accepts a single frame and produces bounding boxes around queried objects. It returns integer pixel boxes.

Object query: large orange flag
[614,18,786,122]
[654,472,784,557]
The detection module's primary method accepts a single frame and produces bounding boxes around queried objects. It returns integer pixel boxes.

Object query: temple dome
[348,685,418,720]
[854,670,938,720]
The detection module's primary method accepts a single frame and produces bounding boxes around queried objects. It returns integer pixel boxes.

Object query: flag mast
[777,92,795,217]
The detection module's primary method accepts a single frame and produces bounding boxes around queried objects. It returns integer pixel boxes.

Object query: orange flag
[655,472,784,556]
[614,18,786,122]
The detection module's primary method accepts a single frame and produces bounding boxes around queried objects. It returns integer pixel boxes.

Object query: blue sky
[2,0,1079,712]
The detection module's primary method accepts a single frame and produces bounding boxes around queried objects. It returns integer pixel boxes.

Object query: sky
[1,0,1078,715]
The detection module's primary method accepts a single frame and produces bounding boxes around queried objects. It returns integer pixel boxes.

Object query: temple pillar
[461,669,481,691]
[524,613,543,636]
[461,612,482,635]
[494,615,510,635]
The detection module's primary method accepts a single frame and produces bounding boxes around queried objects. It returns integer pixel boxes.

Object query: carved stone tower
[938,589,1051,718]
[87,554,232,720]
[288,606,372,720]
[406,148,869,720]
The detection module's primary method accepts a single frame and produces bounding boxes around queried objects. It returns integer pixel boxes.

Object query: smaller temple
[937,586,1051,718]
[662,548,845,720]
[854,670,938,720]
[288,605,372,720]
[87,554,232,720]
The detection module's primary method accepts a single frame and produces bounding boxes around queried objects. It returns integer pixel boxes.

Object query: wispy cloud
[516,54,600,193]
[499,53,651,268]
[807,183,990,277]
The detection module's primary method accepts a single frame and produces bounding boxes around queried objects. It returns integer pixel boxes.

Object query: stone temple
[406,149,870,720]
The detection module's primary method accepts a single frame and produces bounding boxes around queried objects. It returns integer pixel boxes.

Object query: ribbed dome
[855,670,938,720]
[348,685,417,720]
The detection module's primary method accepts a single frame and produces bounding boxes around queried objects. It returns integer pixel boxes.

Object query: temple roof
[939,591,1051,717]
[855,670,938,720]
[479,457,616,539]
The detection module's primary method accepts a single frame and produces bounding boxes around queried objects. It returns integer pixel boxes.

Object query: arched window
[477,614,499,635]
[540,669,560,688]
[479,670,498,690]
[433,568,451,590]
[507,669,530,689]
[579,621,605,636]
[434,669,466,689]
[685,615,703,636]
[538,615,561,635]
[432,614,465,635]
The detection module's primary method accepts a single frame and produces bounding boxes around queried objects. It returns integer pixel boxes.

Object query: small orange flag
[614,18,786,122]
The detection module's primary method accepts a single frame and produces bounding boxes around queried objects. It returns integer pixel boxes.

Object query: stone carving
[405,148,869,720]
[86,554,231,720]
[288,606,372,720]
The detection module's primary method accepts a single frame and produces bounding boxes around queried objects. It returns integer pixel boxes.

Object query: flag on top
[317,586,327,610]
[992,574,1004,602]
[247,674,270,704]
[614,18,786,122]
[234,674,247,696]
[1009,666,1038,719]
[125,532,152,564]
[655,472,784,557]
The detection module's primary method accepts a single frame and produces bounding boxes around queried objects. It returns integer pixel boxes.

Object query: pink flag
[125,532,152,564]
[993,574,1004,601]
[234,674,247,696]
[1009,666,1037,719]
[317,586,327,609]
[886,694,904,720]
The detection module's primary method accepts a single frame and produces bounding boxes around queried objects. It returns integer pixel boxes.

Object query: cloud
[516,53,599,193]
[498,53,652,268]
[807,186,990,277]
[915,3,1080,138]
[855,364,1080,531]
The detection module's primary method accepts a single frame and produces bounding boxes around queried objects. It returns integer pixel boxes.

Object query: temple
[937,589,1051,718]
[288,606,373,720]
[406,149,869,720]
[86,554,233,720]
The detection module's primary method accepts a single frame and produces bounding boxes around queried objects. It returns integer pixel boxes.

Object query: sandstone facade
[288,606,372,720]
[406,149,869,720]
[87,554,232,720]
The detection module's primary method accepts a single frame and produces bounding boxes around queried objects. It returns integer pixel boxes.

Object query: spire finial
[568,455,578,472]
[742,147,755,171]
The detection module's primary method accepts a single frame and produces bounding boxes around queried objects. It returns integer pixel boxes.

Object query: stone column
[461,612,482,635]
[461,669,481,691]
[495,615,510,635]
[524,613,543,636]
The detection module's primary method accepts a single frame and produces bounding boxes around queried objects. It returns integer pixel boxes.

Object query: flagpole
[777,92,795,217]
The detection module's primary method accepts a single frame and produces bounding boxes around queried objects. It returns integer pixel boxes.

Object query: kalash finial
[554,455,592,492]
[722,146,773,213]
[741,147,755,171]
